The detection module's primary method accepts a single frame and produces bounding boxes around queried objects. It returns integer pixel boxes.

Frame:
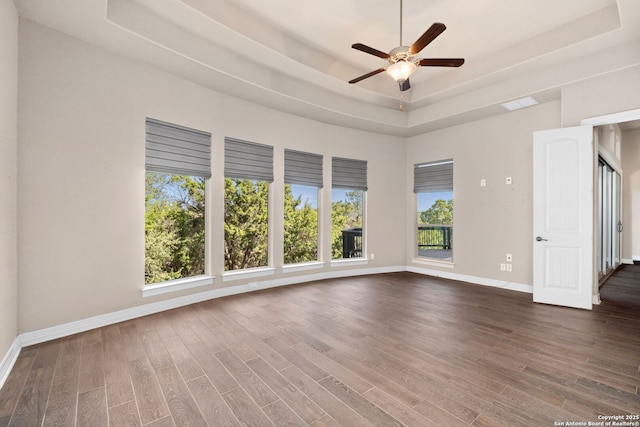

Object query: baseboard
[407,265,533,294]
[0,338,21,391]
[2,263,526,389]
[17,265,405,348]
[622,258,635,265]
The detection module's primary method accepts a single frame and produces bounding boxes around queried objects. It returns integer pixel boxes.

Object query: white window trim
[412,257,455,269]
[330,258,369,267]
[223,267,276,282]
[142,275,215,298]
[283,261,325,273]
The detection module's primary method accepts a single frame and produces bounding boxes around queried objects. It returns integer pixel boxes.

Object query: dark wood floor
[0,270,639,426]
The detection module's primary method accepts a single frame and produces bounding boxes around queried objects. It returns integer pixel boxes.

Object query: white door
[533,126,594,309]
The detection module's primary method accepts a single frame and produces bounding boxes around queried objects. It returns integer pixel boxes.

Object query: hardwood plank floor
[1,271,639,426]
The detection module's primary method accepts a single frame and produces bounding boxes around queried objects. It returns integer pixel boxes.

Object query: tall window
[331,157,367,259]
[414,159,453,261]
[284,149,322,264]
[224,138,273,271]
[144,118,211,284]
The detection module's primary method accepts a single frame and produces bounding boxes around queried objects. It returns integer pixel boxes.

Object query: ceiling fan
[348,0,464,92]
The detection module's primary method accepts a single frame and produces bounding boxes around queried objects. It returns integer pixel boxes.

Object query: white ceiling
[15,0,640,136]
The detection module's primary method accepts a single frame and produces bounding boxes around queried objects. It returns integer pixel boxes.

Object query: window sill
[283,261,325,273]
[142,275,214,298]
[222,267,276,282]
[330,258,369,268]
[412,257,455,269]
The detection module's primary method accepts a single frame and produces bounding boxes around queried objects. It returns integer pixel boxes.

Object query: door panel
[533,126,593,309]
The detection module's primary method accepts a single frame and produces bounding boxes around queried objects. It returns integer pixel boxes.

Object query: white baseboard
[407,265,533,294]
[0,338,21,391]
[2,264,529,390]
[17,265,405,348]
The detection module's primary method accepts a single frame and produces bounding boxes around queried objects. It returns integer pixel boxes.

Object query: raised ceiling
[15,0,640,136]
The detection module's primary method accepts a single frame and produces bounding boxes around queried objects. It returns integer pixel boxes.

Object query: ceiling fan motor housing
[388,46,415,64]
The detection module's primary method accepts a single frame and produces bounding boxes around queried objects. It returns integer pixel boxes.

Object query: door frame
[581,108,640,303]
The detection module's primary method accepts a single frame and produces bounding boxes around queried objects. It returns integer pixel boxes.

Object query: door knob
[535,236,548,242]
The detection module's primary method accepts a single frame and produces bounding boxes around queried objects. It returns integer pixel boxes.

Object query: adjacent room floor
[0,270,638,426]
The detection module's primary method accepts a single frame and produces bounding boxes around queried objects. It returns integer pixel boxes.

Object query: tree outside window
[224,178,269,271]
[284,184,319,264]
[145,172,205,284]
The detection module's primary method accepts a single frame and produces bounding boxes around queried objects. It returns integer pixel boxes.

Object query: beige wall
[12,17,640,337]
[561,66,640,127]
[17,20,406,333]
[0,0,19,360]
[622,128,640,262]
[406,101,561,286]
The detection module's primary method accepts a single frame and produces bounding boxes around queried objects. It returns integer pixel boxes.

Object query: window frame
[143,118,213,293]
[413,159,454,264]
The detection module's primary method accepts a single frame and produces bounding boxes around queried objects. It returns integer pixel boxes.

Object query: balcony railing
[341,227,362,258]
[417,224,452,260]
[418,224,452,249]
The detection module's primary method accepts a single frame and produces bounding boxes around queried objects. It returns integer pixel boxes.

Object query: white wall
[622,128,640,262]
[561,66,640,127]
[0,0,19,361]
[17,20,406,333]
[406,101,561,287]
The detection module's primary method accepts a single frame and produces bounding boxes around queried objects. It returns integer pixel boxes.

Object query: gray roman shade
[332,157,367,191]
[224,137,274,182]
[414,159,453,193]
[145,118,211,178]
[284,149,323,188]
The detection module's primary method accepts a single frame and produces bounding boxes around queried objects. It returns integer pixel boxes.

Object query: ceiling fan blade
[349,68,386,84]
[418,58,465,67]
[409,23,446,55]
[351,43,390,59]
[399,79,411,92]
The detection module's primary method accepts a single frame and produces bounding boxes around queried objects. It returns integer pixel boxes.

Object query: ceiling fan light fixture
[386,60,416,82]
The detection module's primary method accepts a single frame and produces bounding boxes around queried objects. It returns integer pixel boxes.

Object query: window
[331,157,367,259]
[144,118,211,285]
[224,137,273,271]
[414,159,453,261]
[284,149,322,264]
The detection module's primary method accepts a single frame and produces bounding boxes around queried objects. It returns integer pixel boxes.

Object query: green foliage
[224,178,269,271]
[283,184,318,264]
[419,199,453,224]
[331,190,363,259]
[145,172,205,284]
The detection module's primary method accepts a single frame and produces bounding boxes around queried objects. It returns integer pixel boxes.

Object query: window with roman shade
[414,159,454,262]
[223,137,273,271]
[413,159,453,193]
[144,118,211,286]
[332,157,367,191]
[283,149,323,265]
[285,149,323,188]
[331,156,367,260]
[145,117,211,178]
[224,137,273,182]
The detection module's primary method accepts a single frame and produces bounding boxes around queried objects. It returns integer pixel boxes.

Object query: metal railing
[417,224,452,250]
[341,227,362,258]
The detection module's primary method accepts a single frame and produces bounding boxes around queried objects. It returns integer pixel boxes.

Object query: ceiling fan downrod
[399,0,403,46]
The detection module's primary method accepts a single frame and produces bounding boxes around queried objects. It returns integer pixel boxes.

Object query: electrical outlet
[506,176,512,185]
[480,178,486,187]
[506,253,512,262]
[370,253,375,260]
[506,264,512,272]
[500,263,506,271]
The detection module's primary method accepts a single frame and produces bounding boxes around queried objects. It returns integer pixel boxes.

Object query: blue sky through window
[418,191,453,212]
